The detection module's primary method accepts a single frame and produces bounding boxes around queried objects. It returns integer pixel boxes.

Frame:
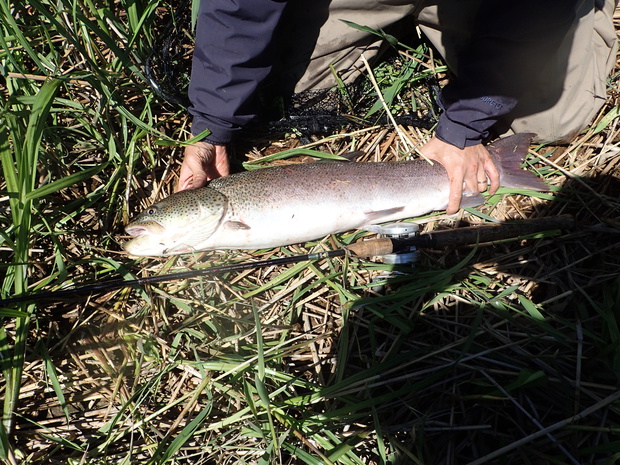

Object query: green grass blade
[0,2,47,71]
[243,148,350,167]
[39,342,70,422]
[22,79,63,182]
[25,164,107,201]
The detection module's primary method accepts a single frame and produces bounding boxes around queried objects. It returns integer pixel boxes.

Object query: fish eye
[147,207,157,215]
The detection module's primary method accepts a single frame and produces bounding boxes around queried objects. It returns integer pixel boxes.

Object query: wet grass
[1,2,620,464]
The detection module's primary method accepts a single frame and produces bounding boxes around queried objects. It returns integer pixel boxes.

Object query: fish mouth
[123,233,194,257]
[125,225,148,237]
[123,234,166,256]
[125,221,166,237]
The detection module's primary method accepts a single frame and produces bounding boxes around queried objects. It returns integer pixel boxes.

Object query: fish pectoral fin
[223,220,251,230]
[459,192,485,209]
[363,206,405,222]
[162,243,195,256]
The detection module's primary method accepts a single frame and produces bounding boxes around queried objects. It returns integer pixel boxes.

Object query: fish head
[123,188,228,256]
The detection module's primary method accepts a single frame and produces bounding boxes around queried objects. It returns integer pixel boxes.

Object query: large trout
[124,133,547,256]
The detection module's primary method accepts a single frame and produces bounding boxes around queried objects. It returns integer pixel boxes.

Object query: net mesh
[144,1,193,109]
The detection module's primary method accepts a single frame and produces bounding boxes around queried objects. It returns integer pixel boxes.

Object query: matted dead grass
[3,6,620,465]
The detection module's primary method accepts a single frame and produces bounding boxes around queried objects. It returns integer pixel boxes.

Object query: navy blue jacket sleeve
[188,0,286,145]
[435,0,579,148]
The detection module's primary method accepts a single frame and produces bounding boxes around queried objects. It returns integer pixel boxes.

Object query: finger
[446,175,464,215]
[205,146,230,180]
[476,165,488,192]
[177,170,192,191]
[177,158,206,191]
[177,160,197,191]
[215,155,230,177]
[485,158,501,195]
[463,161,480,196]
[190,167,208,189]
[176,144,214,191]
[205,165,224,182]
[178,165,207,191]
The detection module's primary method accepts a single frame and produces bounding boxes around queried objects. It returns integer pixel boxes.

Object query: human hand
[177,141,229,192]
[420,136,500,215]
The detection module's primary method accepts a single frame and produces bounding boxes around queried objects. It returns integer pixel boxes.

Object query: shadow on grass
[327,173,620,464]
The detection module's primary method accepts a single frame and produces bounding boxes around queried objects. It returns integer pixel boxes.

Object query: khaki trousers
[277,0,618,143]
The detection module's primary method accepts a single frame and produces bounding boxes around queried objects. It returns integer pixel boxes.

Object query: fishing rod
[0,214,574,306]
[348,213,575,256]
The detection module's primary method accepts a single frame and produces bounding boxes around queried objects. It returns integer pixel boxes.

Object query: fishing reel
[368,222,421,294]
[374,222,421,266]
[363,222,421,266]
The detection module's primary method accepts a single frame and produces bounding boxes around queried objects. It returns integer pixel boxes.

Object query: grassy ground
[1,1,620,464]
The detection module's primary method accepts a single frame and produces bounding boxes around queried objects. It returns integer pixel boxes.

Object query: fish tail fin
[489,133,548,191]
